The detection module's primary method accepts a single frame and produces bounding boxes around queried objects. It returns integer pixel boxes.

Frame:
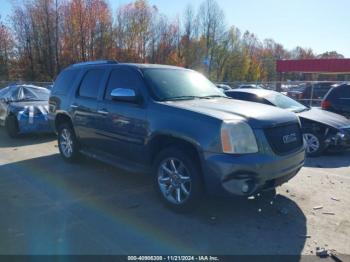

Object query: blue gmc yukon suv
[49,60,305,211]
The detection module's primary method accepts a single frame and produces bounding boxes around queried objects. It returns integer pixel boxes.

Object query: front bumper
[201,146,305,197]
[326,129,350,150]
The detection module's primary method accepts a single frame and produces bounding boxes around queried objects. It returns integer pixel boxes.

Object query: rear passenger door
[96,67,148,164]
[72,69,108,147]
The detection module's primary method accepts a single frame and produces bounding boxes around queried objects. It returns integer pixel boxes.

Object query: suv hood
[167,98,298,128]
[298,107,350,129]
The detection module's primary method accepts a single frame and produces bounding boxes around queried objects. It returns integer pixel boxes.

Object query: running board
[80,148,151,175]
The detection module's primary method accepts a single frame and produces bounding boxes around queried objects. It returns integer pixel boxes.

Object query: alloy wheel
[60,128,74,158]
[303,133,320,154]
[157,158,192,205]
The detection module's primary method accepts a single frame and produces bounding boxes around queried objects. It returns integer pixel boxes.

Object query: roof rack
[70,60,118,67]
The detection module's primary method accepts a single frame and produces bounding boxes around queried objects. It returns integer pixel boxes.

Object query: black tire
[5,115,19,138]
[57,123,80,162]
[153,146,203,212]
[303,132,326,157]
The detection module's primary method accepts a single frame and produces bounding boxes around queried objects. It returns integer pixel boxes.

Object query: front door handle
[97,109,109,116]
[70,104,78,109]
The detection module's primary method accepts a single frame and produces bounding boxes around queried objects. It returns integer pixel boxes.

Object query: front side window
[78,69,105,99]
[143,69,225,101]
[105,68,142,100]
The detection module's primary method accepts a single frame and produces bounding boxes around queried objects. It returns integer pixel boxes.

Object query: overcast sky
[1,0,349,57]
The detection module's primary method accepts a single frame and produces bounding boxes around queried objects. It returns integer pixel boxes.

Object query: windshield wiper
[164,95,226,101]
[201,95,226,99]
[163,96,205,101]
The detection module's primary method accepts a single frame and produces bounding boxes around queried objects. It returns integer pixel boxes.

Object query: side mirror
[110,88,139,103]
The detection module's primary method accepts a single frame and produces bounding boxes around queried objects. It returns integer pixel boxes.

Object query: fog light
[242,183,250,193]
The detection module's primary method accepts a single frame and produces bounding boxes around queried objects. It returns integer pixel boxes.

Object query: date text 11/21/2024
[127,256,220,261]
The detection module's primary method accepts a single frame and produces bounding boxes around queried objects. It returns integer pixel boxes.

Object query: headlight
[221,120,258,154]
[337,130,349,140]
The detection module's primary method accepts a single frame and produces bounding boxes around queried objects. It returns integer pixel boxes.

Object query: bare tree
[198,0,225,76]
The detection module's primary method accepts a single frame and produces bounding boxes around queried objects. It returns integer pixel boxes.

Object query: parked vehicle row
[0,62,348,211]
[48,61,305,211]
[286,82,335,101]
[225,88,350,156]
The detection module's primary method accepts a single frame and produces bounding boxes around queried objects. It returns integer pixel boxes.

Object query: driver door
[96,67,148,164]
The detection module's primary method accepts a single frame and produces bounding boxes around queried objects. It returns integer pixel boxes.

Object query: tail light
[321,100,331,109]
[299,93,304,99]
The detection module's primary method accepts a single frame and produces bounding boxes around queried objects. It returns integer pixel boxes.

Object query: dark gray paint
[49,63,305,196]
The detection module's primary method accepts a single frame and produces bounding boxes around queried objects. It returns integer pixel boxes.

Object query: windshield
[265,93,308,112]
[0,85,50,102]
[143,69,225,101]
[20,87,50,101]
[0,87,10,97]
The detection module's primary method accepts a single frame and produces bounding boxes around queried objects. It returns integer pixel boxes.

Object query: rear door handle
[70,104,78,109]
[97,109,109,115]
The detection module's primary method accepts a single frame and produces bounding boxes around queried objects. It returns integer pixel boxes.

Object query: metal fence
[0,80,347,108]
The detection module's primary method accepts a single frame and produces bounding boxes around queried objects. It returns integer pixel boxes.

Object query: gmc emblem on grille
[282,133,297,144]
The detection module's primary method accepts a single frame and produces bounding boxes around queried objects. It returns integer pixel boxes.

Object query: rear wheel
[303,132,325,157]
[57,123,80,162]
[153,147,203,212]
[5,115,19,138]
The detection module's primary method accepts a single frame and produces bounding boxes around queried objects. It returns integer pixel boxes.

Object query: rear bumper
[201,147,305,196]
[17,114,52,134]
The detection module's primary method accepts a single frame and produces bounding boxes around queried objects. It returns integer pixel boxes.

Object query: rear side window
[78,69,105,99]
[327,86,350,99]
[53,70,79,95]
[338,86,350,98]
[104,68,143,100]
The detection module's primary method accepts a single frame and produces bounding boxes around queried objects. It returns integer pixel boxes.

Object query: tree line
[0,0,345,82]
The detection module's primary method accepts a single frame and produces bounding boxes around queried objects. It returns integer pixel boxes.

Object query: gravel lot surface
[0,129,349,258]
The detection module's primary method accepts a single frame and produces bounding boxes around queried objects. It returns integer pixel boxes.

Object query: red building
[277,59,350,74]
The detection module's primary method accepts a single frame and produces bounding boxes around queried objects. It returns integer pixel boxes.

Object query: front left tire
[153,146,203,212]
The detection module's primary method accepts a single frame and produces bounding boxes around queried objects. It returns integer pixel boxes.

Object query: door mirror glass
[110,88,138,103]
